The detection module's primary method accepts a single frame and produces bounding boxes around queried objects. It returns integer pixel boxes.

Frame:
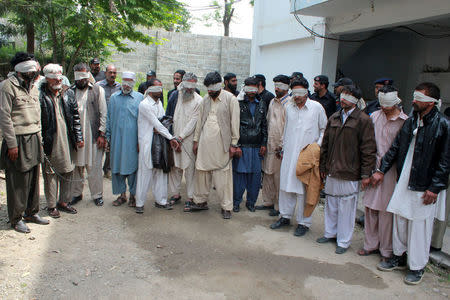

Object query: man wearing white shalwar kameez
[374,83,449,285]
[168,73,202,205]
[318,85,377,254]
[270,78,327,237]
[70,63,107,206]
[135,80,179,213]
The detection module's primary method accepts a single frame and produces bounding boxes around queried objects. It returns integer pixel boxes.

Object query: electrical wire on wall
[292,0,450,42]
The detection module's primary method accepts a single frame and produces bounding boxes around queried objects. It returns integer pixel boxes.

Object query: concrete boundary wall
[111,29,252,92]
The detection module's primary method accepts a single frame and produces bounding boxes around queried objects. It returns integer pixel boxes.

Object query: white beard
[122,86,132,94]
[50,83,63,90]
[182,90,194,101]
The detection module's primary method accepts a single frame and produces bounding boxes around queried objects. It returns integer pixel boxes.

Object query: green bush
[0,42,27,64]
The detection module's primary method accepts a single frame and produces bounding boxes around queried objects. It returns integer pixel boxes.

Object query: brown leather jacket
[320,108,376,181]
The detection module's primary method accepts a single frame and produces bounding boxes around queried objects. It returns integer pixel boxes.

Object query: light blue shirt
[106,90,143,175]
[341,107,356,124]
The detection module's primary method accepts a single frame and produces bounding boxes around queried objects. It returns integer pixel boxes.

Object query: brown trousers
[43,161,73,208]
[261,170,280,209]
[6,165,40,226]
[2,133,42,226]
[363,207,393,258]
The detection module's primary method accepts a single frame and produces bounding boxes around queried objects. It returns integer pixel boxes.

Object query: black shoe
[404,269,424,285]
[270,217,290,229]
[233,205,240,212]
[294,224,309,236]
[255,205,274,210]
[13,220,30,233]
[335,246,348,254]
[136,206,144,214]
[377,254,407,271]
[430,246,442,252]
[70,195,82,206]
[94,197,104,206]
[222,209,232,219]
[316,236,335,243]
[356,215,365,227]
[23,214,50,225]
[268,209,280,217]
[246,204,255,212]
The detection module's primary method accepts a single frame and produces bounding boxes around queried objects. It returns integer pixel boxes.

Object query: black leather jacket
[237,95,268,148]
[40,83,83,155]
[380,107,450,194]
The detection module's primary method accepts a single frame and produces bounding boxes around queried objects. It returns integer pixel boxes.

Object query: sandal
[155,202,173,210]
[184,200,193,212]
[357,248,380,256]
[189,202,209,211]
[128,195,136,207]
[112,195,127,206]
[57,203,77,214]
[169,195,181,206]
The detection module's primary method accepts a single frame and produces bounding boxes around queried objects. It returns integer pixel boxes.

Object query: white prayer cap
[122,71,136,80]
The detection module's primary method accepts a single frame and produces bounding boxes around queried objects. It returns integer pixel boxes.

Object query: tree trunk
[224,25,229,36]
[26,22,35,54]
[60,32,66,71]
[222,0,233,37]
[48,15,59,62]
[66,40,85,79]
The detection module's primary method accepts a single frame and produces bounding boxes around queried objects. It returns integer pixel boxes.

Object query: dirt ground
[0,174,449,299]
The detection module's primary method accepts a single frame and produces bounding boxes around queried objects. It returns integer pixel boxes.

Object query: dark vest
[68,84,101,142]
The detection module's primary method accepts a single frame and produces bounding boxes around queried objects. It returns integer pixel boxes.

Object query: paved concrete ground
[0,176,449,299]
[356,192,450,269]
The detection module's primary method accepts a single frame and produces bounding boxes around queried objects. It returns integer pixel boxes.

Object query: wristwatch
[374,168,384,174]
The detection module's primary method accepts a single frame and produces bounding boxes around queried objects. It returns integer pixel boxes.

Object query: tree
[166,7,192,33]
[0,0,189,75]
[203,0,253,37]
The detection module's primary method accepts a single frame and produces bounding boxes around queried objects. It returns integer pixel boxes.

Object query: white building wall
[250,0,336,93]
[252,0,450,107]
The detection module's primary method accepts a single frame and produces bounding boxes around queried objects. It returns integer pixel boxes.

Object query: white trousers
[324,194,358,248]
[168,164,195,199]
[393,214,434,270]
[72,149,104,199]
[279,190,312,227]
[136,166,168,208]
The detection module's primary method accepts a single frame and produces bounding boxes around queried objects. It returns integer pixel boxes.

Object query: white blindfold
[14,60,38,73]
